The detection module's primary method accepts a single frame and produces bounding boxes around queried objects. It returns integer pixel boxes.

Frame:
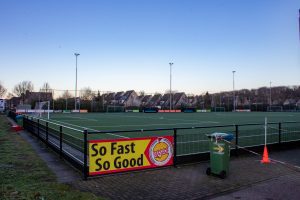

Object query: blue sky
[0,0,299,95]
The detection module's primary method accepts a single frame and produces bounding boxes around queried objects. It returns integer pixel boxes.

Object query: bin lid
[207,132,234,141]
[15,115,23,119]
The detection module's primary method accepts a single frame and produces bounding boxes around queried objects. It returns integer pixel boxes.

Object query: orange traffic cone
[261,145,270,164]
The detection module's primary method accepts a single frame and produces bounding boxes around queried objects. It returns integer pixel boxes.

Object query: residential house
[148,94,162,108]
[159,93,171,109]
[103,92,115,105]
[19,90,53,108]
[140,95,152,107]
[283,99,296,110]
[173,92,188,109]
[115,91,124,105]
[296,99,300,109]
[119,90,141,108]
[7,97,21,109]
[187,95,198,107]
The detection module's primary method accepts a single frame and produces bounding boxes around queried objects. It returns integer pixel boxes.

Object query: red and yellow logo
[149,137,173,166]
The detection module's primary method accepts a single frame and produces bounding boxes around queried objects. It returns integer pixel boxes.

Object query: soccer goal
[34,101,50,119]
[106,105,125,113]
[214,107,226,112]
[267,106,283,112]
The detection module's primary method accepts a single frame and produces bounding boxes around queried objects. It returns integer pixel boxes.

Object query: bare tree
[61,90,73,99]
[41,82,51,92]
[0,82,7,98]
[6,92,14,99]
[80,87,94,100]
[13,81,34,97]
[139,90,145,96]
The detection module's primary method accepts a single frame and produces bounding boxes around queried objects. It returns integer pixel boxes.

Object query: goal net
[106,105,125,113]
[34,101,50,119]
[267,106,283,112]
[213,107,226,112]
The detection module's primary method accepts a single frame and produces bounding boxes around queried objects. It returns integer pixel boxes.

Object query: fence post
[235,125,239,156]
[46,122,49,144]
[83,129,88,180]
[60,126,63,158]
[278,122,282,145]
[37,119,40,139]
[22,114,25,126]
[23,117,26,129]
[173,128,177,167]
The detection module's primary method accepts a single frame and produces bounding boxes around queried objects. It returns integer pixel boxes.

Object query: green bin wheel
[206,167,211,176]
[220,170,226,179]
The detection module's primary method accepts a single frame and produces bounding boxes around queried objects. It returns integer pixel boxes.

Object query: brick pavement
[71,154,299,200]
[12,116,300,200]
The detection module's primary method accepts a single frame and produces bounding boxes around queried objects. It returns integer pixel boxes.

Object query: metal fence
[8,111,300,180]
[23,116,85,172]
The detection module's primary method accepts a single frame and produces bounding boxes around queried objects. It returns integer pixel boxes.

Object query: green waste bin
[15,115,23,127]
[206,132,234,179]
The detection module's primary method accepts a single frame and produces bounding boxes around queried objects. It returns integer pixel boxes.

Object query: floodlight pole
[74,53,80,111]
[47,101,50,120]
[269,81,272,107]
[169,62,173,111]
[232,70,236,112]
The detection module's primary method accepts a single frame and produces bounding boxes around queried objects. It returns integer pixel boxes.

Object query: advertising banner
[89,136,174,175]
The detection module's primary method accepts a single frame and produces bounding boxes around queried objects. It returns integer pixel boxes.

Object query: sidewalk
[71,152,300,200]
[16,121,300,200]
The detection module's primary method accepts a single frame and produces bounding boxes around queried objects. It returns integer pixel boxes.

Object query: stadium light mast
[299,9,300,41]
[169,62,174,111]
[269,81,272,107]
[232,70,236,112]
[74,53,80,111]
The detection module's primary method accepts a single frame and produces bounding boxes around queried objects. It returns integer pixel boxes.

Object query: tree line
[1,80,300,111]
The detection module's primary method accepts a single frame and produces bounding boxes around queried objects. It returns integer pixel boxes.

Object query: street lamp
[74,53,80,111]
[232,70,236,112]
[169,62,174,111]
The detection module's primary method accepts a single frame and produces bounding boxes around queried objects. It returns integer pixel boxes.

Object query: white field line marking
[49,119,129,139]
[51,119,86,122]
[205,121,220,124]
[103,113,220,124]
[224,140,300,171]
[88,121,218,128]
[62,116,98,121]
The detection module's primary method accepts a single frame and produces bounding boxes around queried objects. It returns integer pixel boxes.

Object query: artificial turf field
[44,111,300,132]
[29,111,300,155]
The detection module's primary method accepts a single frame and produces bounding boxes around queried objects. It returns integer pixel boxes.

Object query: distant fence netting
[279,122,300,142]
[176,126,235,156]
[238,123,279,147]
[87,129,172,140]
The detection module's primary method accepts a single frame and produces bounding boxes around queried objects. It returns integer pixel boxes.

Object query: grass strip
[0,115,103,200]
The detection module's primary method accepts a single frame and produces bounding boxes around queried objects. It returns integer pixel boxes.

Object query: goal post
[213,107,226,112]
[106,105,125,113]
[267,106,283,112]
[35,101,50,119]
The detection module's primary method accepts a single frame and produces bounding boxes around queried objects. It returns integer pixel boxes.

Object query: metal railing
[7,111,300,180]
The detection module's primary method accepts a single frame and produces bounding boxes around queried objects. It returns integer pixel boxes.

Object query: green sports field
[26,112,300,156]
[44,112,300,132]
[43,112,300,131]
